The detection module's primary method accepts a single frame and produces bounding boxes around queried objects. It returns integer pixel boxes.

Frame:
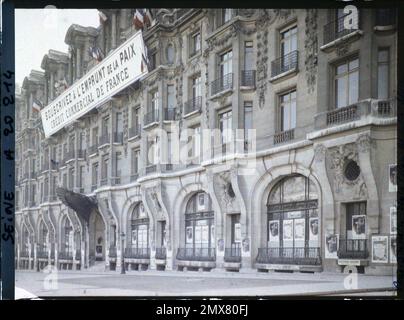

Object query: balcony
[337,239,368,260]
[256,247,321,265]
[374,99,397,117]
[40,163,49,172]
[58,251,73,260]
[20,250,29,258]
[241,70,256,88]
[130,173,139,182]
[163,108,178,121]
[144,110,159,126]
[77,149,86,159]
[375,9,396,28]
[30,171,37,179]
[100,178,108,186]
[176,247,216,262]
[145,164,157,175]
[326,104,359,126]
[98,134,110,147]
[224,244,241,263]
[88,144,99,156]
[211,73,233,96]
[155,247,167,260]
[183,96,202,116]
[113,132,123,144]
[323,13,361,46]
[271,51,298,79]
[274,129,295,145]
[124,247,150,259]
[66,150,75,162]
[50,160,59,170]
[23,172,29,180]
[129,125,141,139]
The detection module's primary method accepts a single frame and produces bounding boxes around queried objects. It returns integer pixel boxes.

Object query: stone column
[111,12,117,50]
[76,45,82,79]
[49,72,54,100]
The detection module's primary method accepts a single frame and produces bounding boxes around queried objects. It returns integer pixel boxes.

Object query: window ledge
[269,68,298,83]
[183,109,202,119]
[210,88,233,100]
[373,25,395,32]
[320,30,363,52]
[240,85,256,91]
[143,121,159,130]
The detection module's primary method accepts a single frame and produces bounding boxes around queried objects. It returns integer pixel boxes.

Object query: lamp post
[121,231,126,274]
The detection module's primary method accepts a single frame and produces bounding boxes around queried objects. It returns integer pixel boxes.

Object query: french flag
[32,98,43,112]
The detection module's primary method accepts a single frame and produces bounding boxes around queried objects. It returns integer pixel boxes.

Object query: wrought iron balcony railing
[75,249,81,261]
[130,173,139,182]
[113,132,123,144]
[164,108,177,121]
[271,51,299,78]
[241,70,256,87]
[155,247,167,260]
[274,129,295,145]
[50,160,59,170]
[375,9,396,27]
[129,125,141,138]
[99,134,110,146]
[256,247,321,265]
[375,99,396,117]
[323,12,360,45]
[100,178,108,186]
[337,239,368,259]
[184,96,202,115]
[144,109,159,126]
[211,73,233,96]
[146,164,157,175]
[327,104,359,126]
[77,149,86,159]
[20,250,29,258]
[58,251,73,260]
[224,243,242,263]
[176,247,216,262]
[124,247,150,259]
[88,144,99,156]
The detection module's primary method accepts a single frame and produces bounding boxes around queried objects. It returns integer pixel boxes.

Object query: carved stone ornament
[314,143,326,163]
[356,133,374,154]
[304,9,318,94]
[327,143,368,198]
[214,172,240,214]
[336,42,351,57]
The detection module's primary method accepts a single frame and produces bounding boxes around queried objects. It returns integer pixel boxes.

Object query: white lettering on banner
[40,30,148,137]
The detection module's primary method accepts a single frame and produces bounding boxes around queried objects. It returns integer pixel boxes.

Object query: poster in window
[186,226,193,244]
[390,207,397,235]
[211,225,215,244]
[283,220,293,241]
[268,220,279,243]
[389,164,397,192]
[372,235,389,263]
[294,218,305,241]
[325,234,339,259]
[390,236,397,264]
[131,230,137,246]
[197,193,206,211]
[352,215,366,239]
[202,225,209,243]
[234,223,241,243]
[195,226,202,243]
[309,217,319,241]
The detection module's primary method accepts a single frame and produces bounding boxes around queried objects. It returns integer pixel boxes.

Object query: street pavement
[15,268,397,298]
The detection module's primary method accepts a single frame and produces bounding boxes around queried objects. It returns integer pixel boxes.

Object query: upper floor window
[335,57,359,108]
[167,85,175,109]
[115,152,122,177]
[115,112,123,134]
[132,106,141,128]
[244,41,254,71]
[102,116,109,135]
[149,51,157,71]
[150,90,159,113]
[218,109,232,153]
[377,48,389,100]
[279,90,296,132]
[220,9,234,26]
[92,163,99,185]
[191,75,202,99]
[131,149,140,174]
[244,101,253,149]
[219,50,233,78]
[280,25,297,58]
[92,127,99,145]
[190,32,201,57]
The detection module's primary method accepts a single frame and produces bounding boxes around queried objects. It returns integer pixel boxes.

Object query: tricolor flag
[99,11,108,24]
[89,46,104,62]
[32,98,43,112]
[133,9,144,29]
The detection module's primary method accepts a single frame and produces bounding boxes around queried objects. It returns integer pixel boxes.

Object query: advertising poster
[389,164,397,192]
[372,235,389,263]
[325,234,339,259]
[309,217,319,241]
[390,236,397,264]
[186,226,193,244]
[268,220,279,243]
[390,207,397,234]
[352,215,366,239]
[294,218,305,240]
[283,220,293,241]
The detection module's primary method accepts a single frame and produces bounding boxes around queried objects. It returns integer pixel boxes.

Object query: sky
[15,8,100,86]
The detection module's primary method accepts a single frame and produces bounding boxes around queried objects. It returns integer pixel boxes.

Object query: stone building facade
[15,8,397,275]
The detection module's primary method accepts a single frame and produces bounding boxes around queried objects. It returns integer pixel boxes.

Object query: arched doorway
[128,203,150,258]
[177,192,215,261]
[257,174,321,266]
[88,210,106,264]
[38,220,49,260]
[60,216,74,259]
